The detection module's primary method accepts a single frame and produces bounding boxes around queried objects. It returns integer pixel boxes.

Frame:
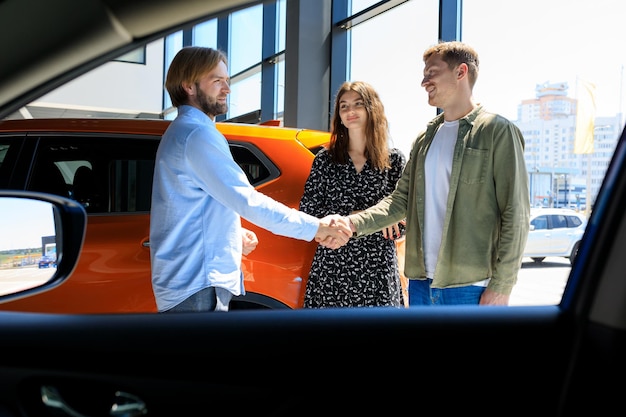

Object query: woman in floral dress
[299,81,406,308]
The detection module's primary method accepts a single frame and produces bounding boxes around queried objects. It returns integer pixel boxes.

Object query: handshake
[314,214,406,250]
[314,215,354,250]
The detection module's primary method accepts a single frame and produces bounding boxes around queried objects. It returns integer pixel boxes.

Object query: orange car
[0,118,330,313]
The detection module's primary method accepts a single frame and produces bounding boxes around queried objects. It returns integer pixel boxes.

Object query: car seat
[71,165,100,211]
[28,161,70,198]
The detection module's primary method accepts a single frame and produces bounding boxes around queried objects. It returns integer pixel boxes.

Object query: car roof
[0,0,259,119]
[530,208,588,223]
[0,117,331,150]
[530,208,585,215]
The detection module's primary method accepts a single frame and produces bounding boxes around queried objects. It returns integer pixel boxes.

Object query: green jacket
[349,105,530,295]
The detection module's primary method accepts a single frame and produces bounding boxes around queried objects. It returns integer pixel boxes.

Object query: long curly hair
[328,81,391,171]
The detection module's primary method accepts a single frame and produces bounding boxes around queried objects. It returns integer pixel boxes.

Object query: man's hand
[242,228,259,256]
[479,288,510,306]
[334,215,354,233]
[315,215,352,249]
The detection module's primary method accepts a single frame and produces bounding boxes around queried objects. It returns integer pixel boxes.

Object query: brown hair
[423,41,479,89]
[328,81,390,171]
[165,47,228,107]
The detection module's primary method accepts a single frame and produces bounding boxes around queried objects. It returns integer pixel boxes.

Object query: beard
[195,83,228,117]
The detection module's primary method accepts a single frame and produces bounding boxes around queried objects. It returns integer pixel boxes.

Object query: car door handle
[41,385,147,417]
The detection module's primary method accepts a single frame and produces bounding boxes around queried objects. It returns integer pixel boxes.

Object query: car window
[0,140,11,188]
[0,137,22,189]
[0,140,9,167]
[531,216,548,230]
[3,0,619,311]
[566,215,583,228]
[27,136,159,214]
[22,135,279,214]
[230,143,273,185]
[29,157,72,199]
[551,215,568,229]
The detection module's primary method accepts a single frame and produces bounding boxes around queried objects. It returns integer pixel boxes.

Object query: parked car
[37,256,56,269]
[523,208,587,264]
[0,118,330,313]
[1,0,626,416]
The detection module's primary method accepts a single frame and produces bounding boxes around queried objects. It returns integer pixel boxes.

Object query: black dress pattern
[299,148,406,308]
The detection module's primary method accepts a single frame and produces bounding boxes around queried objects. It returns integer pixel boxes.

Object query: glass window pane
[163,31,184,114]
[229,5,263,75]
[114,47,146,65]
[193,19,217,48]
[276,59,285,118]
[229,70,261,120]
[463,0,625,207]
[463,0,626,306]
[277,0,286,52]
[351,0,383,14]
[350,0,439,157]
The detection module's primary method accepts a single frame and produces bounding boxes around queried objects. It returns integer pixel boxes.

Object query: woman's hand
[381,219,406,240]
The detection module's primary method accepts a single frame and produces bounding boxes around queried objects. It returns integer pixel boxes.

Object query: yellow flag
[574,79,597,154]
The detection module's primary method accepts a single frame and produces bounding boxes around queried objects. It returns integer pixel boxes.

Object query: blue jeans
[408,279,485,305]
[162,287,232,313]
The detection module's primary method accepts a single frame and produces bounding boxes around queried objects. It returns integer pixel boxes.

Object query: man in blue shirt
[150,47,350,312]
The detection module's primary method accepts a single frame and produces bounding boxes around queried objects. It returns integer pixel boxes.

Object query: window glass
[193,19,217,47]
[28,157,71,199]
[552,215,568,229]
[229,70,261,120]
[229,5,263,75]
[460,0,626,305]
[230,145,272,185]
[24,135,277,215]
[531,216,548,230]
[351,0,384,14]
[0,139,12,171]
[277,0,286,52]
[9,0,624,310]
[274,0,287,119]
[163,31,184,117]
[276,58,285,118]
[113,47,146,65]
[110,159,155,213]
[567,215,582,228]
[463,0,625,212]
[27,137,160,214]
[349,0,439,157]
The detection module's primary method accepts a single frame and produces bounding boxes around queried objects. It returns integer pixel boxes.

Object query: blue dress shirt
[150,105,320,311]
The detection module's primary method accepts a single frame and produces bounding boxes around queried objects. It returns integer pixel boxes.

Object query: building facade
[517,82,622,210]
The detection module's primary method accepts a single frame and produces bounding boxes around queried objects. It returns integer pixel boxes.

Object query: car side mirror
[0,191,86,303]
[529,225,535,231]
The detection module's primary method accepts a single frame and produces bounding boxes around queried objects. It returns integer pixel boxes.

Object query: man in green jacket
[343,41,530,306]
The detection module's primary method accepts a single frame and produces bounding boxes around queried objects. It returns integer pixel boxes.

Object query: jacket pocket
[459,147,488,184]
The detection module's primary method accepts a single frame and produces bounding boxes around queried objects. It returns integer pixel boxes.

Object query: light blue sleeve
[185,123,320,241]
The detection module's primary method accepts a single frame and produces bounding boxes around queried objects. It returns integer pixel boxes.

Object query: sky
[350,0,626,157]
[464,0,625,120]
[0,198,56,251]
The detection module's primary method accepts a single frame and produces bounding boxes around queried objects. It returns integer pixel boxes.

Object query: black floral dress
[299,148,406,308]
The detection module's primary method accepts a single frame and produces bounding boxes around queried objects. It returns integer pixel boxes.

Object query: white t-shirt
[423,119,490,287]
[424,120,458,278]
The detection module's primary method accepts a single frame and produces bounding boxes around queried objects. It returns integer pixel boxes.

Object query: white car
[524,208,587,264]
